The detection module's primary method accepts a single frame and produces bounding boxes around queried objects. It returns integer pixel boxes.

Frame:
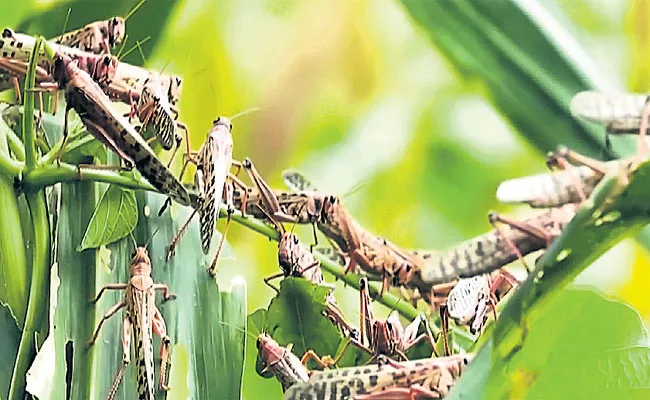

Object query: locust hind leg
[166,208,198,261]
[439,304,451,356]
[107,316,132,400]
[152,307,172,391]
[488,211,554,272]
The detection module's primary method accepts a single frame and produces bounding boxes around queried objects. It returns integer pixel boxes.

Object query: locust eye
[256,337,262,349]
[214,117,222,124]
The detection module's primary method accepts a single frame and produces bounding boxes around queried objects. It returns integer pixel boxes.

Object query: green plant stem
[22,37,43,171]
[3,123,25,161]
[22,163,156,191]
[9,191,50,400]
[0,147,22,177]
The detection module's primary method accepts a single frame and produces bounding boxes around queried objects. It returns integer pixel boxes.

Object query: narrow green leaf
[78,185,138,251]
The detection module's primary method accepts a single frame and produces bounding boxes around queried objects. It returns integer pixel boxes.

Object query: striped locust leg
[283,353,473,399]
[51,54,190,205]
[88,247,176,400]
[348,277,437,362]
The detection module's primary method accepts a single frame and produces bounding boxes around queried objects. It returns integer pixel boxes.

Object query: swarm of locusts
[3,9,650,400]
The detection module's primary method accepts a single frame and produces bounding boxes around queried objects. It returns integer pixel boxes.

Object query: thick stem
[8,190,50,400]
[22,163,156,191]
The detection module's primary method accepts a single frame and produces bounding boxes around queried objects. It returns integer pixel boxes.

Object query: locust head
[108,17,126,48]
[256,333,285,375]
[130,247,152,276]
[213,116,233,132]
[51,55,75,87]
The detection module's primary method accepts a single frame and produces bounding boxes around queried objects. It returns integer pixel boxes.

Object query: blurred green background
[4,0,650,398]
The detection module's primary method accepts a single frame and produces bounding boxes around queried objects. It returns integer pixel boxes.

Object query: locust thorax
[76,54,117,88]
[372,313,403,355]
[278,232,300,275]
[108,17,126,47]
[130,247,152,276]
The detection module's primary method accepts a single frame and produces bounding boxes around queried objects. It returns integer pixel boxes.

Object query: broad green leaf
[265,278,342,363]
[78,185,138,251]
[451,288,650,399]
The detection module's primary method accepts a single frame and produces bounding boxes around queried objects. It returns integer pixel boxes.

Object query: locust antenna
[124,0,146,21]
[230,107,260,121]
[60,8,72,38]
[144,227,161,250]
[119,36,150,60]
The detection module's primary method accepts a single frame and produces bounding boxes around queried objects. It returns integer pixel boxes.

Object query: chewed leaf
[78,185,138,251]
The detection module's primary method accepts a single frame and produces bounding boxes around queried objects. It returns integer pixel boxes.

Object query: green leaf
[78,185,138,251]
[450,288,650,399]
[265,278,342,363]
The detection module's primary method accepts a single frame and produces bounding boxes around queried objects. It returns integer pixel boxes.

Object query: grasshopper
[404,204,577,294]
[256,333,344,391]
[281,170,416,294]
[126,74,186,152]
[51,54,191,205]
[570,90,650,134]
[345,277,436,362]
[51,17,126,54]
[496,146,618,208]
[166,117,247,275]
[283,353,473,399]
[88,246,175,400]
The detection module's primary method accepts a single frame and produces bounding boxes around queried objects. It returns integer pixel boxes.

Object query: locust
[122,73,188,153]
[496,145,619,208]
[51,17,126,54]
[570,90,650,134]
[51,53,191,205]
[344,277,436,362]
[88,246,175,400]
[283,353,473,400]
[444,270,517,334]
[256,333,345,392]
[166,117,246,275]
[281,170,417,294]
[404,204,577,298]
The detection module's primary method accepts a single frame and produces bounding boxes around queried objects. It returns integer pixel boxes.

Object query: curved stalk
[22,163,156,191]
[8,191,50,400]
